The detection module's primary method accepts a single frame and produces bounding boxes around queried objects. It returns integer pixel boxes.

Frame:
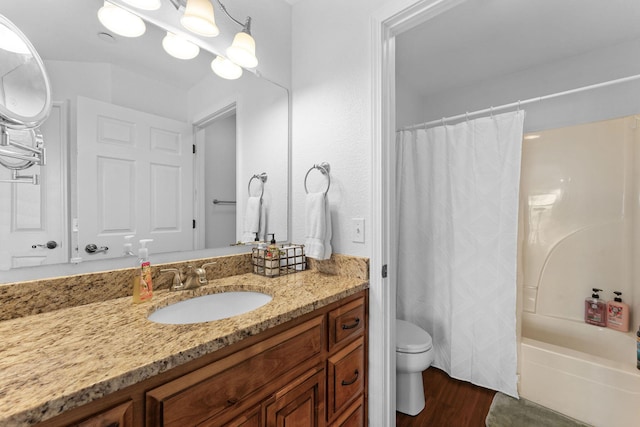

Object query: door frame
[192,102,237,250]
[370,0,467,423]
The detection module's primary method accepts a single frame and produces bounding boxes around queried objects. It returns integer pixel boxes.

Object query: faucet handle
[201,262,217,269]
[160,268,184,291]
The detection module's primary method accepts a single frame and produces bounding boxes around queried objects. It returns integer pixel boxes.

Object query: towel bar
[304,162,331,195]
[248,172,267,198]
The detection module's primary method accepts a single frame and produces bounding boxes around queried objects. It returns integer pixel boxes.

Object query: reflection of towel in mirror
[242,196,262,242]
[304,192,332,260]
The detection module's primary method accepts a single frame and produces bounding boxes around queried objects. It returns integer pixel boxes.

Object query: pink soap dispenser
[606,291,630,332]
[585,288,606,327]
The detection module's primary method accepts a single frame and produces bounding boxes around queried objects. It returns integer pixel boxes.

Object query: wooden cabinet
[326,296,367,425]
[264,367,325,427]
[146,316,325,426]
[74,400,134,427]
[37,291,367,427]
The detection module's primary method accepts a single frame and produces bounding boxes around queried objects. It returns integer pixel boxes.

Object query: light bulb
[226,31,258,68]
[162,32,200,60]
[211,56,242,80]
[181,0,219,37]
[97,1,146,38]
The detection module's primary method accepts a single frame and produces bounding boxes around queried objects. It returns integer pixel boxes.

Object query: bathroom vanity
[0,254,369,427]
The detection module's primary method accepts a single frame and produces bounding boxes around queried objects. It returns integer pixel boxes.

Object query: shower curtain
[396,110,524,398]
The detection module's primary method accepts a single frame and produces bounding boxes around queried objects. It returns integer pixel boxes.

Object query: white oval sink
[148,291,272,325]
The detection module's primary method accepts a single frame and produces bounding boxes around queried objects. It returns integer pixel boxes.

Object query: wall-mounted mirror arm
[0,169,39,185]
[0,126,45,167]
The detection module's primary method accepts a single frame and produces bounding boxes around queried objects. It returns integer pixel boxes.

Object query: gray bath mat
[485,393,593,427]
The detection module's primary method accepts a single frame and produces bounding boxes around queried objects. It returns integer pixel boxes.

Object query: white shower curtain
[396,110,524,398]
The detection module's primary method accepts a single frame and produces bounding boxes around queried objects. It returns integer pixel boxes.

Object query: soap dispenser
[122,235,135,257]
[585,288,606,327]
[133,239,154,303]
[606,291,630,332]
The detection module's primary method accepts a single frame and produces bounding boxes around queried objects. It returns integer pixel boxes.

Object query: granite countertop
[0,270,368,426]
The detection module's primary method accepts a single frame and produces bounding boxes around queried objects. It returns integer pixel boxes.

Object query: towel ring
[248,172,267,198]
[304,162,331,195]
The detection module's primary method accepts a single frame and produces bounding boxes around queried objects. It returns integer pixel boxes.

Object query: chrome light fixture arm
[169,0,252,32]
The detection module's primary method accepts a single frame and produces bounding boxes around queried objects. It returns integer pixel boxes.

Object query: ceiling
[396,0,640,97]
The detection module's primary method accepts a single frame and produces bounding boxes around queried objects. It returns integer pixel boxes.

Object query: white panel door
[0,102,68,270]
[76,97,193,259]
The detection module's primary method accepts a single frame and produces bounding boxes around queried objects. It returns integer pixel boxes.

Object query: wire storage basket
[252,244,306,277]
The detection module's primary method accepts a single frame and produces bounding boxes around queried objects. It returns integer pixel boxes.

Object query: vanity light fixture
[169,0,259,74]
[162,32,200,60]
[181,0,220,37]
[97,1,146,38]
[210,55,242,80]
[225,17,258,68]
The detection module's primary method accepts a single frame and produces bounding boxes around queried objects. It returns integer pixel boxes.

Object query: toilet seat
[396,319,432,353]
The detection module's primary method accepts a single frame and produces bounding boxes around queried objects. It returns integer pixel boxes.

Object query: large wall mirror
[0,0,290,283]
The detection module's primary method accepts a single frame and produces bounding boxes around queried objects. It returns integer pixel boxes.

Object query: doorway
[194,104,237,249]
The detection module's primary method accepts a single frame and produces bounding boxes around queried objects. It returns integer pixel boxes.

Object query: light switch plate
[352,218,365,243]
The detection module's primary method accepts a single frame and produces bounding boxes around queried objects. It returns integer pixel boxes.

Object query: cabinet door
[198,404,261,427]
[329,396,364,427]
[327,337,365,421]
[264,368,325,427]
[74,400,134,427]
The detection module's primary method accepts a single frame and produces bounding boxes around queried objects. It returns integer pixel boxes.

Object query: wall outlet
[352,218,365,243]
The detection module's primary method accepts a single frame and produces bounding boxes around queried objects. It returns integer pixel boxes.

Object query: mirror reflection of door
[0,102,67,269]
[76,96,193,260]
[202,110,237,248]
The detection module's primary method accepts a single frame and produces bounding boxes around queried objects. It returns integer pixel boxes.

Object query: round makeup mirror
[0,14,51,130]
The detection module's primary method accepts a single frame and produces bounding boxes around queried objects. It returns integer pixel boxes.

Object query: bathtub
[520,312,640,427]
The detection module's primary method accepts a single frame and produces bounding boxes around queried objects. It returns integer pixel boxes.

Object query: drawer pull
[227,398,238,406]
[341,318,360,330]
[341,369,359,386]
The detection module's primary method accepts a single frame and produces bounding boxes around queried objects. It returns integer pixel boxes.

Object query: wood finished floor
[395,368,496,427]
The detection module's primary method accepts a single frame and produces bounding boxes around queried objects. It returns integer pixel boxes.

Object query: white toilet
[396,319,434,416]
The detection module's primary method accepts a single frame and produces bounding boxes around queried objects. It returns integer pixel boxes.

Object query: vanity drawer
[146,315,324,427]
[327,336,365,421]
[328,297,365,351]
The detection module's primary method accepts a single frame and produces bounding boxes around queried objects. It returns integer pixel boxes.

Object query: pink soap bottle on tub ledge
[584,288,606,327]
[606,291,630,332]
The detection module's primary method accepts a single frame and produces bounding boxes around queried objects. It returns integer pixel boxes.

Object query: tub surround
[0,253,369,426]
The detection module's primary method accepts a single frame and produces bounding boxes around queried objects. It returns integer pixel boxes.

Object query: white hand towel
[242,196,262,242]
[305,192,332,260]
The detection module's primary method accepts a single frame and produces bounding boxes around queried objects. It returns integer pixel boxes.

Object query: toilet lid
[396,319,433,353]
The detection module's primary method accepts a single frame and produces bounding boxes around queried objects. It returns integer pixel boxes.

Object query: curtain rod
[398,73,640,132]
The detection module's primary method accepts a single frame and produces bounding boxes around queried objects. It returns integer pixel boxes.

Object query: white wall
[291,0,395,257]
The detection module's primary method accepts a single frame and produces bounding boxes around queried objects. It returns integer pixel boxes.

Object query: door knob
[32,240,58,249]
[85,244,109,254]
